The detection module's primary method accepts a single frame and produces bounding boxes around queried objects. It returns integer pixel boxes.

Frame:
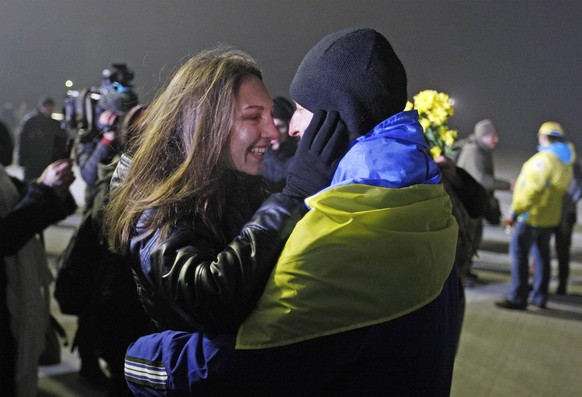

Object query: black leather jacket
[117,159,307,335]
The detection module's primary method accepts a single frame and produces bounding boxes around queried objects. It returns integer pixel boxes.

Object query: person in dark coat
[0,120,14,166]
[70,77,139,387]
[66,105,151,396]
[17,96,69,180]
[553,158,582,294]
[0,159,76,397]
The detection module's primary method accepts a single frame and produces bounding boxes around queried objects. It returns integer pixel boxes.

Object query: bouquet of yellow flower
[405,90,458,159]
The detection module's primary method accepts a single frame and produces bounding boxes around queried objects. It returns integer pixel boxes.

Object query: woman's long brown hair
[105,47,262,253]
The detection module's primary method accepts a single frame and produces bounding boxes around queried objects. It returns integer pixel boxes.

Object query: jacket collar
[330,110,441,189]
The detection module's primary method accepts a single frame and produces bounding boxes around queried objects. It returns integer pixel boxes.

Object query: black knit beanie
[290,27,407,135]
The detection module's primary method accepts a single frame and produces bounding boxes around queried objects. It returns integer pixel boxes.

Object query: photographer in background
[74,64,138,208]
[64,105,150,396]
[68,64,138,389]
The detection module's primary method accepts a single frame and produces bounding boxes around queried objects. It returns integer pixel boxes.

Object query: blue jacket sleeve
[75,138,117,187]
[125,331,236,396]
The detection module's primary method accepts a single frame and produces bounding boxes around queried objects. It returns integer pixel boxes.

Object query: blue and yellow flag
[237,183,457,349]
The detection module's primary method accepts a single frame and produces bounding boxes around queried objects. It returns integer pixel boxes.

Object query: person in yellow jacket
[497,121,574,310]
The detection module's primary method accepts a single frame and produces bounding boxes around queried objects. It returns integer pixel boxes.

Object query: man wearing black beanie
[241,27,460,397]
[122,28,460,397]
[290,27,407,138]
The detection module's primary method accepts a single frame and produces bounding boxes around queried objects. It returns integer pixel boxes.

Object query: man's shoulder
[532,149,561,163]
[524,150,564,173]
[455,138,482,163]
[456,136,470,146]
[20,112,38,127]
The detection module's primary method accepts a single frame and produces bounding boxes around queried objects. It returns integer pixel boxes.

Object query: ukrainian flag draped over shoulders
[237,111,458,349]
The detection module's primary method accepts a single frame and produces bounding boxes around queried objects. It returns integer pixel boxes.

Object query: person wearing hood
[497,121,574,310]
[123,28,460,397]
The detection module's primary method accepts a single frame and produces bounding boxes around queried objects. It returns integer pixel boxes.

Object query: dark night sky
[1,0,581,153]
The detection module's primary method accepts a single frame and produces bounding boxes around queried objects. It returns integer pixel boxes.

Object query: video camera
[63,63,138,143]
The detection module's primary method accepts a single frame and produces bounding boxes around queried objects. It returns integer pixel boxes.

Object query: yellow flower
[409,89,459,159]
[428,107,449,126]
[404,101,414,111]
[420,118,432,132]
[430,146,442,158]
[435,92,454,117]
[413,90,437,114]
[444,129,457,147]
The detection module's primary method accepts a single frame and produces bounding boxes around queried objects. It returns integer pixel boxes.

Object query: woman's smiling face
[228,75,279,175]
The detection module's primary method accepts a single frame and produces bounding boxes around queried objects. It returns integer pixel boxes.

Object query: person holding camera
[67,71,139,390]
[75,92,137,204]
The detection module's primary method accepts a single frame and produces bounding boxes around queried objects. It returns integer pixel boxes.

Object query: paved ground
[453,223,582,397]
